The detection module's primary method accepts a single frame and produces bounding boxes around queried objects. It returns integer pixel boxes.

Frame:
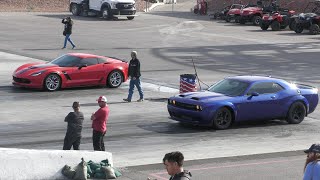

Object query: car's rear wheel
[286,101,306,124]
[212,107,232,130]
[107,70,123,88]
[71,3,81,16]
[44,74,61,91]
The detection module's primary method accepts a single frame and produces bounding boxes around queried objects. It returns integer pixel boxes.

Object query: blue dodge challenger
[167,76,319,129]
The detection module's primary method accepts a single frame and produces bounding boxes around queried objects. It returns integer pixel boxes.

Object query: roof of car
[227,75,282,83]
[67,53,104,59]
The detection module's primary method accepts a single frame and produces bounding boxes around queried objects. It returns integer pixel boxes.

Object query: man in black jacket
[123,51,144,102]
[162,151,192,180]
[61,17,76,49]
[63,101,84,150]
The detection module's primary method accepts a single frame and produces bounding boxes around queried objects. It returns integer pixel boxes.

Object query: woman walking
[62,17,76,49]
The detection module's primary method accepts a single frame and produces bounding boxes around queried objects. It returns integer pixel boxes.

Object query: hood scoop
[191,97,199,100]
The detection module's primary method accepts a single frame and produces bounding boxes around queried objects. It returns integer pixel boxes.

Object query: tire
[295,23,303,33]
[107,70,123,88]
[260,21,269,30]
[127,17,134,20]
[235,16,240,23]
[253,16,262,26]
[102,7,112,19]
[212,107,233,130]
[271,21,280,31]
[289,20,296,31]
[309,24,320,35]
[239,18,246,24]
[225,15,231,22]
[44,74,61,91]
[286,102,306,124]
[71,4,81,16]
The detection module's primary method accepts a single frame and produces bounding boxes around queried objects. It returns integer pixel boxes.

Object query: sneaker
[61,47,66,49]
[123,98,131,102]
[72,46,76,49]
[137,98,144,102]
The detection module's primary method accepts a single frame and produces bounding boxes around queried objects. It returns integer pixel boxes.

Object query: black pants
[92,130,106,151]
[63,136,81,150]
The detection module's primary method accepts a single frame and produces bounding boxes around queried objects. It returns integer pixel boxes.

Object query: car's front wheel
[44,74,61,91]
[107,70,123,88]
[286,101,306,124]
[212,107,233,130]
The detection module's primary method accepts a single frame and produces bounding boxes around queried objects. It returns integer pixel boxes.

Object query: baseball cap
[304,144,320,153]
[97,96,107,102]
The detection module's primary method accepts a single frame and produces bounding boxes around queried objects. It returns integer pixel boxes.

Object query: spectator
[162,151,192,180]
[63,101,84,150]
[123,51,144,102]
[61,17,76,49]
[91,96,109,151]
[303,144,320,180]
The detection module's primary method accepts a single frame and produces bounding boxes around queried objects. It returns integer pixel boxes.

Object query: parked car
[167,75,319,130]
[12,53,128,91]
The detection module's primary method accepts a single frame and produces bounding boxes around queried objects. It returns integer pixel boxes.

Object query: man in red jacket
[91,96,109,151]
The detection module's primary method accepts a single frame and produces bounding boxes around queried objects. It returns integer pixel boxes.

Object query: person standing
[63,101,84,150]
[162,151,192,180]
[303,144,320,180]
[123,51,144,102]
[61,17,76,49]
[91,96,109,151]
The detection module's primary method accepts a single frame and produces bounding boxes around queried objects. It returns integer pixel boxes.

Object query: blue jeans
[127,78,143,101]
[63,34,75,48]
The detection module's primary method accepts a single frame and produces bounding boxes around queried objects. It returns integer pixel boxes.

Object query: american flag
[180,75,197,93]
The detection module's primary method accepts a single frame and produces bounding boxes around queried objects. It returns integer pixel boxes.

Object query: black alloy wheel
[212,107,233,130]
[286,101,306,124]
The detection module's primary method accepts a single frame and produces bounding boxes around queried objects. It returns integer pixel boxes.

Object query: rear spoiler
[105,56,128,63]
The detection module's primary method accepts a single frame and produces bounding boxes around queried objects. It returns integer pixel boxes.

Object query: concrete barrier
[0,148,113,180]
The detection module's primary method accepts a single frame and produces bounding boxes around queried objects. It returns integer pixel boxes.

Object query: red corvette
[12,53,129,91]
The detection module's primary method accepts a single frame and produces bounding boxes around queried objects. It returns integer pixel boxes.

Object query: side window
[98,58,107,64]
[80,58,99,66]
[247,82,284,95]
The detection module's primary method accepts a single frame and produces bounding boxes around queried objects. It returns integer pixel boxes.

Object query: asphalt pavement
[0,0,320,179]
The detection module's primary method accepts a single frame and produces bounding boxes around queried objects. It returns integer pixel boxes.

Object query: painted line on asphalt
[148,157,303,179]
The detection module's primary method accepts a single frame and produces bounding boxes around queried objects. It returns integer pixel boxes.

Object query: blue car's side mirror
[251,92,259,96]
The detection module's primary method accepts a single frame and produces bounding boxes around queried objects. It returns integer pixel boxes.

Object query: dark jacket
[169,171,192,180]
[65,112,84,138]
[128,58,141,78]
[62,19,73,35]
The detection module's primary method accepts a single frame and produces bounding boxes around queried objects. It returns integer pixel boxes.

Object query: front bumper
[167,104,213,126]
[111,9,137,17]
[12,75,43,89]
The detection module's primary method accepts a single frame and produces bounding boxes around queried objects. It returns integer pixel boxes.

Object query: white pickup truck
[69,0,137,20]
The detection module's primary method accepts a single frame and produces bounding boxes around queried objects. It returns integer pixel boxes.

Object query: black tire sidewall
[287,102,306,124]
[213,107,232,130]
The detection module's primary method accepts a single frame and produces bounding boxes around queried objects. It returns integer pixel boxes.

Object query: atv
[260,9,296,31]
[291,0,320,35]
[239,0,277,26]
[225,4,244,23]
[210,5,231,20]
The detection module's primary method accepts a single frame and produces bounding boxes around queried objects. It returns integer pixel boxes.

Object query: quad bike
[291,0,320,35]
[225,4,244,23]
[239,0,278,26]
[210,5,231,20]
[260,9,296,31]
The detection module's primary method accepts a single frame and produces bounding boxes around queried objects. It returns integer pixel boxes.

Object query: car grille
[116,3,134,10]
[169,100,200,111]
[13,76,31,84]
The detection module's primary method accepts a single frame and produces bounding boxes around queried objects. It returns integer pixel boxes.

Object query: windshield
[207,79,250,96]
[50,54,82,67]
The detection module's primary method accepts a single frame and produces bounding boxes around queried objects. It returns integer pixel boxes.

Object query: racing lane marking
[148,157,303,179]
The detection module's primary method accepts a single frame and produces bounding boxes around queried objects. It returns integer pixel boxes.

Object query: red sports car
[12,53,129,91]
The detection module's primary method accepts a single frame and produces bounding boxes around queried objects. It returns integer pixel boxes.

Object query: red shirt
[92,106,109,133]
